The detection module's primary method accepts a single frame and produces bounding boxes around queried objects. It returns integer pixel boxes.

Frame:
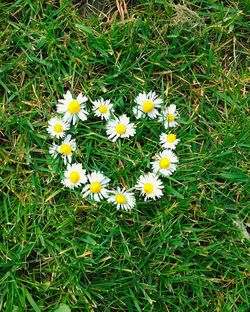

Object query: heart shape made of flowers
[47,90,180,211]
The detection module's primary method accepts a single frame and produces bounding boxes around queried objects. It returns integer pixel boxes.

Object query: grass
[0,0,249,311]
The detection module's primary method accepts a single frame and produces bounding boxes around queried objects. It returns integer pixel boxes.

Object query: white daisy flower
[151,150,178,177]
[106,114,136,142]
[161,104,179,128]
[56,90,88,125]
[107,187,136,211]
[49,135,76,164]
[81,171,110,201]
[133,91,163,119]
[49,143,58,158]
[160,133,180,150]
[135,172,163,201]
[47,117,70,138]
[92,98,114,120]
[62,163,87,189]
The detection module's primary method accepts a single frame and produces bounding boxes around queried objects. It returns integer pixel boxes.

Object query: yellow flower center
[115,194,127,204]
[54,124,63,133]
[68,100,80,114]
[69,171,80,184]
[116,124,126,135]
[167,134,176,143]
[90,182,102,193]
[159,157,170,169]
[167,114,175,122]
[144,183,154,194]
[98,105,108,114]
[59,144,72,155]
[142,100,154,113]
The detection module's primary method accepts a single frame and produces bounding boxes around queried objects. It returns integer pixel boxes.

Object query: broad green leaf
[54,303,71,312]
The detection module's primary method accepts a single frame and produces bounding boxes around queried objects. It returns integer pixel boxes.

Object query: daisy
[47,117,70,139]
[161,104,179,128]
[151,150,178,177]
[133,91,163,119]
[160,133,180,150]
[107,187,136,211]
[62,163,87,189]
[135,172,163,200]
[49,135,76,164]
[81,171,110,201]
[56,90,88,125]
[106,114,136,142]
[92,98,114,120]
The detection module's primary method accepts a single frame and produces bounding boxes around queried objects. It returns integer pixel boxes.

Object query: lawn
[0,0,249,311]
